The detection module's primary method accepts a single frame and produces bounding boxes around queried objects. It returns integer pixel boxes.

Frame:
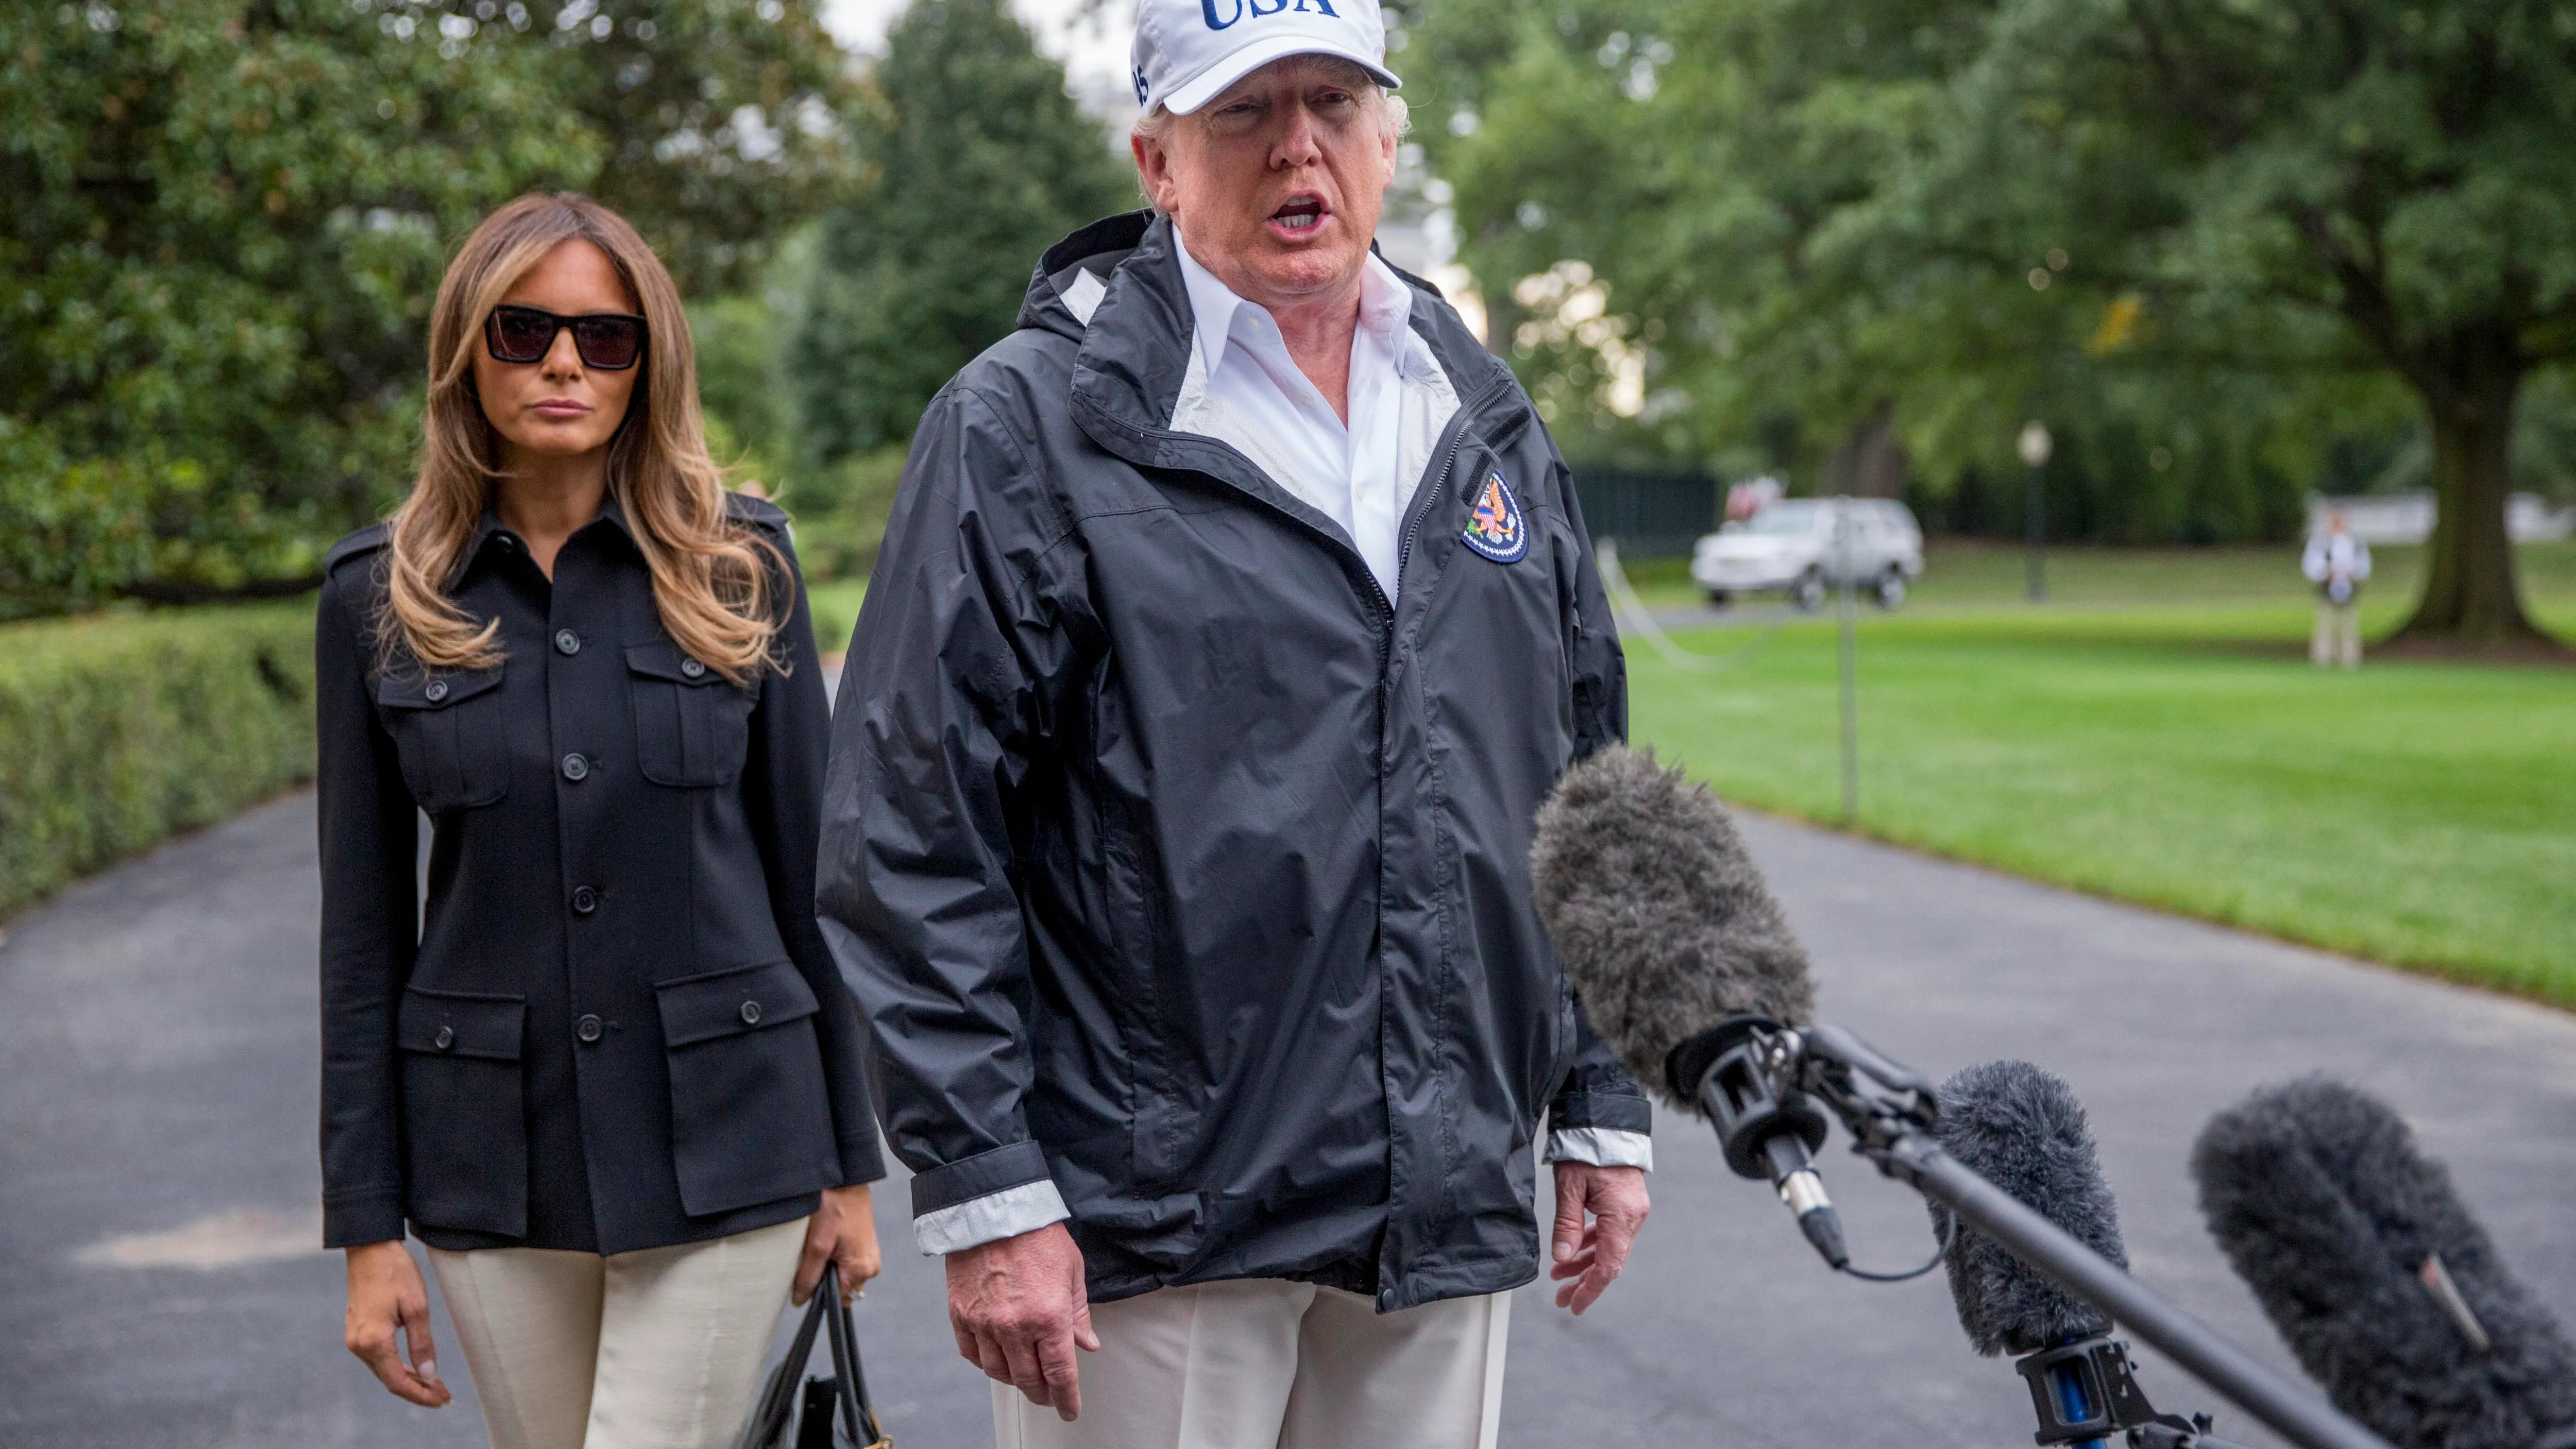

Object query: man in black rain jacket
[816,29,1652,1441]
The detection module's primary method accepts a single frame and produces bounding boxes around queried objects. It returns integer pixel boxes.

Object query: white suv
[1689,498,1925,610]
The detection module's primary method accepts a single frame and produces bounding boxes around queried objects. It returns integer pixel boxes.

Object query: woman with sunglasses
[314,192,882,1449]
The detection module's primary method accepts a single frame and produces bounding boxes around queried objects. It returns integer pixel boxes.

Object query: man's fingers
[1549,1167,1650,1314]
[1549,1221,1601,1277]
[1550,1174,1590,1263]
[1549,1245,1597,1282]
[999,1330,1055,1408]
[1037,1325,1084,1422]
[974,1330,1018,1387]
[1072,1298,1100,1353]
[1563,1265,1609,1315]
[1563,1211,1638,1314]
[1592,1206,1642,1280]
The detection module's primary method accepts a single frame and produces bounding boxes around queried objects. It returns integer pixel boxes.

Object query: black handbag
[733,1265,890,1449]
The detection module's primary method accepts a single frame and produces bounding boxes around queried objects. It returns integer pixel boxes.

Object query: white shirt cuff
[1544,1127,1654,1172]
[911,1179,1072,1255]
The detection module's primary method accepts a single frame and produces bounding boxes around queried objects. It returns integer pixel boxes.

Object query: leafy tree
[1952,0,2576,647]
[0,0,850,617]
[786,0,1134,463]
[1408,0,2575,645]
[1405,0,2324,536]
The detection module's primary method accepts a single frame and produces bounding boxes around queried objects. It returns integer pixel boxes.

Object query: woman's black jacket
[315,492,883,1255]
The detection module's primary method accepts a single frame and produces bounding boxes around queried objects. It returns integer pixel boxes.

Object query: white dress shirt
[2302,531,2372,603]
[1169,234,1433,600]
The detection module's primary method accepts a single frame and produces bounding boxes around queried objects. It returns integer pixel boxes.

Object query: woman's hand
[344,1240,451,1407]
[794,1183,883,1306]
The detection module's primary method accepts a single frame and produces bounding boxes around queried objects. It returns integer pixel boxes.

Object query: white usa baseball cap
[1130,0,1402,116]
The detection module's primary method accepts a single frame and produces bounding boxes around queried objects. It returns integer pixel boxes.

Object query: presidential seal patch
[1460,470,1530,564]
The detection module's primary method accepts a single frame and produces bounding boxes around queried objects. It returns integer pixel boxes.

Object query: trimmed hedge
[1,602,317,921]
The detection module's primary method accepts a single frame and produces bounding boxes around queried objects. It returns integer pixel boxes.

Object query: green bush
[0,602,316,920]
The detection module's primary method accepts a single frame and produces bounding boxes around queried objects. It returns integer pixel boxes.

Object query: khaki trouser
[2312,599,2361,667]
[426,1215,807,1449]
[994,1277,1511,1449]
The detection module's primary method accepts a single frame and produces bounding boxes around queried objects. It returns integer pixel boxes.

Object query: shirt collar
[1173,230,1415,371]
[468,487,634,561]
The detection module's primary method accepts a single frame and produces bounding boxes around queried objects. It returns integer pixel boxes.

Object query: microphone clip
[1666,1015,1829,1181]
[2013,1337,2241,1449]
[1668,1015,1848,1270]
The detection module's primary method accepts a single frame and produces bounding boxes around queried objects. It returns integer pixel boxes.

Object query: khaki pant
[427,1216,807,1449]
[2312,599,2361,667]
[994,1278,1511,1449]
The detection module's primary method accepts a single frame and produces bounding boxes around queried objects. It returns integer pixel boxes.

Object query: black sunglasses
[483,304,648,370]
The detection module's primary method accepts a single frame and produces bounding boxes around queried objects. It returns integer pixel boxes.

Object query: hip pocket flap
[397,988,526,1061]
[654,959,818,1047]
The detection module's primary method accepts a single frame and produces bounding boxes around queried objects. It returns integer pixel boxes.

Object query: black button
[561,753,589,781]
[680,658,706,679]
[554,629,582,656]
[571,885,598,915]
[433,1025,455,1051]
[424,679,449,703]
[738,1000,762,1026]
[576,1014,603,1044]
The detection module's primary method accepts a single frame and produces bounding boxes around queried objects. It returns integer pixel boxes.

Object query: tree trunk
[1826,399,1908,498]
[2391,346,2558,650]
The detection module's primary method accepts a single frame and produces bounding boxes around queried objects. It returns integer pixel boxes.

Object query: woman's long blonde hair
[381,192,782,685]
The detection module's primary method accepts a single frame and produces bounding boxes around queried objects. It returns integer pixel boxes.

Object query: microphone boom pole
[1771,1025,2397,1449]
[1888,1135,2384,1449]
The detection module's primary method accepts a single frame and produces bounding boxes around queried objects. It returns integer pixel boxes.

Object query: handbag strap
[731,1276,834,1449]
[819,1264,891,1449]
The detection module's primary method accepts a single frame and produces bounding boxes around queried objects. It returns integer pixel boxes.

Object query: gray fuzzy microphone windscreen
[2193,1078,2576,1449]
[1529,745,1813,1113]
[1935,1060,2127,1356]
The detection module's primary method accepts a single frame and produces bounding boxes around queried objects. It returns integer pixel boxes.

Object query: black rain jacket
[817,212,1648,1311]
[316,494,883,1255]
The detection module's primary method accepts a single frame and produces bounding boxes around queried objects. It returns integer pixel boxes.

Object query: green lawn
[1619,537,2576,618]
[802,544,2575,1001]
[1624,544,2576,1007]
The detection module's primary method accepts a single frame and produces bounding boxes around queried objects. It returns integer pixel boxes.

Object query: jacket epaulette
[324,522,392,576]
[724,490,790,536]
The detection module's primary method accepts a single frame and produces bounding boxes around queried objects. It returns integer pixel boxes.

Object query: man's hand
[946,1223,1099,1421]
[1549,1162,1650,1315]
[344,1240,452,1408]
[794,1183,883,1306]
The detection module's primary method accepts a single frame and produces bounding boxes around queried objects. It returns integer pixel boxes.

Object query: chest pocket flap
[625,642,753,788]
[375,667,509,810]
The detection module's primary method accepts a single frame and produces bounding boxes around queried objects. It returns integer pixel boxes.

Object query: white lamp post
[2018,420,2053,603]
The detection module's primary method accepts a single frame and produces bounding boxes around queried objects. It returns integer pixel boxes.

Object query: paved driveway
[3,792,2569,1448]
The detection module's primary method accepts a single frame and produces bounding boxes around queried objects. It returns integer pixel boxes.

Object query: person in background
[315,191,880,1449]
[2303,509,2371,667]
[816,0,1652,1444]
